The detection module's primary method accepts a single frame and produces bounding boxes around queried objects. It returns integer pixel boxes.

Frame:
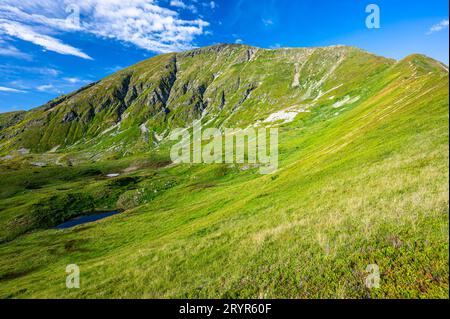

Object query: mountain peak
[398,53,449,73]
[0,44,446,155]
[181,43,256,56]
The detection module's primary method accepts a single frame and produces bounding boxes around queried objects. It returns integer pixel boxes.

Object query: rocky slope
[0,44,448,159]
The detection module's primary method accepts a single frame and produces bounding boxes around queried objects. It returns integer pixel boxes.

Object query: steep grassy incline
[0,48,447,298]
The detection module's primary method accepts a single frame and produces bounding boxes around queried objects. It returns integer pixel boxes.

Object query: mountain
[0,44,448,298]
[2,44,446,158]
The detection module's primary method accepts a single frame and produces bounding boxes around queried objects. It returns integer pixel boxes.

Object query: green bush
[30,193,95,228]
[116,189,143,210]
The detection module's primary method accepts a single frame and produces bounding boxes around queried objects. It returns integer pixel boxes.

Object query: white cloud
[41,68,60,76]
[0,86,25,93]
[36,84,54,91]
[427,19,449,35]
[170,0,186,8]
[0,0,210,56]
[0,44,32,60]
[209,1,216,10]
[235,38,243,44]
[0,4,81,32]
[0,20,93,59]
[64,77,80,83]
[0,65,60,76]
[170,0,197,13]
[262,18,274,26]
[64,77,89,84]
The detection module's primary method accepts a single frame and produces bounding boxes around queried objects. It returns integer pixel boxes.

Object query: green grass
[0,46,448,298]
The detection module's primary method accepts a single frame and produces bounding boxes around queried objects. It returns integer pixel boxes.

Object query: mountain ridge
[0,44,447,158]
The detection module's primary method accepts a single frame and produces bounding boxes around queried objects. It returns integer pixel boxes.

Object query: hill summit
[1,44,447,160]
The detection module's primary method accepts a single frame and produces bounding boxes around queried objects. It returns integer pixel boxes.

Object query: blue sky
[0,0,448,113]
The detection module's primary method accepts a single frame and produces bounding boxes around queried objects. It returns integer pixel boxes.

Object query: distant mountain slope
[0,44,447,158]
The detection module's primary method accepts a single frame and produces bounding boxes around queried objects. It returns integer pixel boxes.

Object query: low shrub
[30,193,95,228]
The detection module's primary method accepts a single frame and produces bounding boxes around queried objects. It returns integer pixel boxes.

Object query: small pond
[55,211,120,229]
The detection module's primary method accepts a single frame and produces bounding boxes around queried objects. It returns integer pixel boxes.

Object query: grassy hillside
[0,45,448,298]
[0,44,393,156]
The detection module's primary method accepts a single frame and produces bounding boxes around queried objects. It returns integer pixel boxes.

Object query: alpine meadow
[0,43,448,299]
